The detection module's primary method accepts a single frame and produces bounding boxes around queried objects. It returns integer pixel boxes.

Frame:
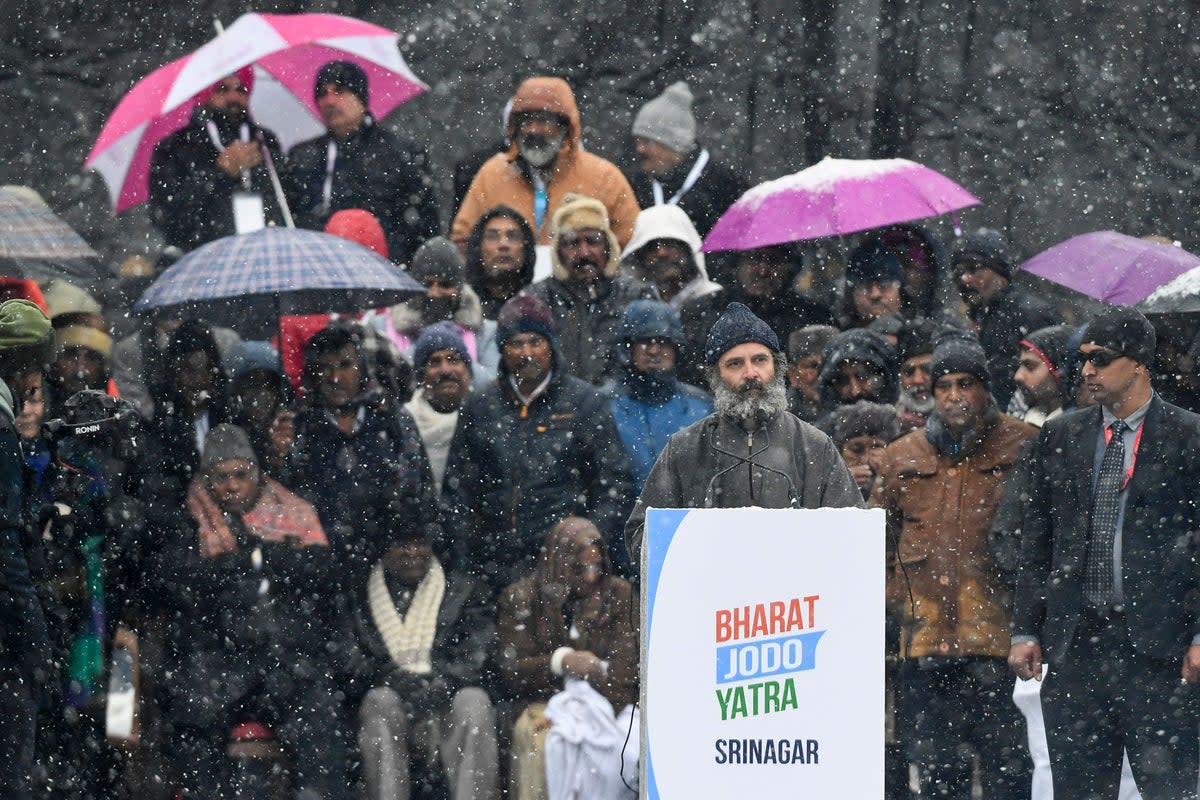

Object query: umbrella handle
[258,133,295,229]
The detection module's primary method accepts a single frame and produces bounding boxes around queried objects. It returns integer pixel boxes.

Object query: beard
[420,294,458,325]
[897,385,935,417]
[711,365,788,424]
[519,132,565,168]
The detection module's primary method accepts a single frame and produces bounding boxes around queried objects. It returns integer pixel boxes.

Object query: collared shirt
[1093,395,1152,605]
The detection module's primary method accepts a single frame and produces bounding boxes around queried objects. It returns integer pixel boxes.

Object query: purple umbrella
[1021,231,1200,306]
[702,157,979,253]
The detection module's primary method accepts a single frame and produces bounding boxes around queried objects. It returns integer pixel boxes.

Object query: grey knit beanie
[632,81,697,154]
[201,423,259,472]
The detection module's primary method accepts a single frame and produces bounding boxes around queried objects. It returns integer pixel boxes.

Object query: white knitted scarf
[367,557,445,674]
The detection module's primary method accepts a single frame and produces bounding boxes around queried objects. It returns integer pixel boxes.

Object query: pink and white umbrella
[703,157,979,252]
[84,12,428,212]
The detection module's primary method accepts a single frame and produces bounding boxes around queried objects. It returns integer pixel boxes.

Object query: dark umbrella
[134,227,424,338]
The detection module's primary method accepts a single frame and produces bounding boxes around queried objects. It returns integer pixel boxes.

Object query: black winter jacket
[444,371,635,587]
[282,118,439,265]
[149,108,285,251]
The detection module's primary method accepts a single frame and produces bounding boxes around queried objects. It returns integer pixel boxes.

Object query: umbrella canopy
[1022,231,1200,306]
[0,186,98,261]
[1137,265,1200,314]
[85,12,428,212]
[135,227,424,337]
[702,157,979,253]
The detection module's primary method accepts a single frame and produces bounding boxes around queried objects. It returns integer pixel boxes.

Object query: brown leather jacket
[872,412,1036,659]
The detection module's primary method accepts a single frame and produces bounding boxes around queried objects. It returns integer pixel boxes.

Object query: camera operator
[0,299,55,800]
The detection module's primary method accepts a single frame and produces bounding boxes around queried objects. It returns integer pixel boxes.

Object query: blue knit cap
[413,320,472,369]
[704,302,781,364]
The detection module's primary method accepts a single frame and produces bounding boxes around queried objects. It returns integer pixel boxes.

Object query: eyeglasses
[482,229,522,243]
[901,363,930,378]
[1077,349,1124,368]
[559,231,606,249]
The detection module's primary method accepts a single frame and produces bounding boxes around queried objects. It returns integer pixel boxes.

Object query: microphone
[702,418,801,508]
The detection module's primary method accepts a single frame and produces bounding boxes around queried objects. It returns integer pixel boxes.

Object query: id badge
[232,191,266,234]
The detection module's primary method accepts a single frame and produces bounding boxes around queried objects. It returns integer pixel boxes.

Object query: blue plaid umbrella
[135,227,424,337]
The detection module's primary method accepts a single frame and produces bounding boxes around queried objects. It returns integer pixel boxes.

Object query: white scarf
[367,558,445,674]
[404,388,460,492]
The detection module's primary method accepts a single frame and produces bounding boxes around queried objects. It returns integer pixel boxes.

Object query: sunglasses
[1077,349,1124,368]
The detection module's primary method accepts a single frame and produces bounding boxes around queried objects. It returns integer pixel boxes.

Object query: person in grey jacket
[624,302,862,565]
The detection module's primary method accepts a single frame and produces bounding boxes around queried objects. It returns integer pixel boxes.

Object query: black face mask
[421,294,458,325]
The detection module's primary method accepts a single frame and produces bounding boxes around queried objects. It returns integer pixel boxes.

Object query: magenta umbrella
[702,157,979,253]
[1022,231,1200,306]
[84,12,427,212]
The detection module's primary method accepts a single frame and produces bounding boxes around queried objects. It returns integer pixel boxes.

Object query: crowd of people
[1,58,1199,800]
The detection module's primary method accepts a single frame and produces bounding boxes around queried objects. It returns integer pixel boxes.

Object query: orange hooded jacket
[451,77,640,249]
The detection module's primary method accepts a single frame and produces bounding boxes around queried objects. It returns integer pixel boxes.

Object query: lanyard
[1104,421,1144,490]
[533,173,549,230]
[206,121,252,189]
[652,148,710,206]
[322,140,338,214]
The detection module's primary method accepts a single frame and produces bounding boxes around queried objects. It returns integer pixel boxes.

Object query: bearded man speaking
[625,302,862,564]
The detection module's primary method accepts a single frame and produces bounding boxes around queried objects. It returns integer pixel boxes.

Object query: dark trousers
[1042,611,1199,800]
[173,670,351,800]
[0,672,35,800]
[899,656,1031,799]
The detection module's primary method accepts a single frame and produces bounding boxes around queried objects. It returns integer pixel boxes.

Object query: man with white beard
[451,77,640,249]
[624,302,862,564]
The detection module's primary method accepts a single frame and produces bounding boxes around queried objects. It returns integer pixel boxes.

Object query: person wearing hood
[404,322,475,497]
[620,204,721,310]
[372,236,500,382]
[149,68,285,251]
[276,322,434,583]
[527,194,656,385]
[283,60,440,265]
[624,303,862,566]
[465,205,537,319]
[0,300,54,800]
[496,518,638,800]
[625,81,748,239]
[442,295,634,588]
[226,340,292,473]
[952,228,1062,409]
[872,338,1036,800]
[831,400,901,499]
[879,223,963,325]
[607,300,713,494]
[451,77,640,248]
[816,328,899,432]
[840,239,906,330]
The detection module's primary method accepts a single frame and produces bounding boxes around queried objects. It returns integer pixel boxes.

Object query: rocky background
[0,0,1197,270]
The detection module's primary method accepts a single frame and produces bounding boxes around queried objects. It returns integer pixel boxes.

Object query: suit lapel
[1124,396,1165,510]
[1063,407,1102,564]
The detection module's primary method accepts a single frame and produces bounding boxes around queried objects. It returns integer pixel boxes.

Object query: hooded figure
[465,204,538,319]
[451,77,641,247]
[608,300,713,492]
[817,328,900,413]
[878,223,962,325]
[372,236,500,382]
[496,517,639,800]
[528,194,656,384]
[620,204,721,309]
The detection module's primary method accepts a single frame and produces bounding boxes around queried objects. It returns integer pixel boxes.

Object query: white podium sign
[641,507,885,798]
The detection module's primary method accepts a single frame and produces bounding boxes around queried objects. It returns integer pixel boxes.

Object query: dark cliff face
[1,0,1196,273]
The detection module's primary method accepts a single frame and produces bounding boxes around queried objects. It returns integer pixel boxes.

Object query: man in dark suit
[1009,306,1200,800]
